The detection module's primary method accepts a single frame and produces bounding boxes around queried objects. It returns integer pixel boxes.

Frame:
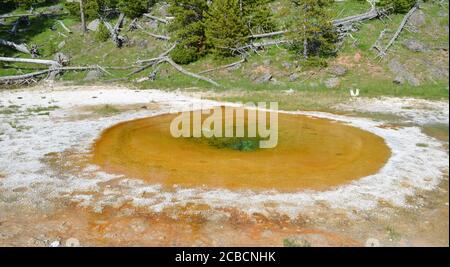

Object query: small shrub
[95,22,110,42]
[378,0,417,13]
[117,0,150,18]
[170,46,200,65]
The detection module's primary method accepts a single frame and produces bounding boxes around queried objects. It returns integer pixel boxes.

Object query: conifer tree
[288,0,337,61]
[241,0,275,33]
[167,0,208,64]
[205,0,249,57]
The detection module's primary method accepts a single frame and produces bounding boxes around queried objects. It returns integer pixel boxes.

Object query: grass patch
[422,123,449,142]
[94,105,120,116]
[191,136,263,152]
[283,238,312,247]
[416,143,429,148]
[0,105,21,115]
[26,105,60,114]
[386,226,402,242]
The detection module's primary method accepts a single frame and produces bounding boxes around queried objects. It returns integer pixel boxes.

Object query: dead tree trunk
[378,5,418,57]
[57,20,72,33]
[80,0,87,33]
[104,13,126,47]
[0,39,31,55]
[198,58,246,75]
[162,57,220,87]
[136,23,171,41]
[142,14,173,24]
[0,56,60,67]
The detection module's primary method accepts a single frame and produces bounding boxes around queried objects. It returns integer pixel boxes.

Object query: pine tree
[118,0,152,18]
[288,0,337,61]
[167,0,208,64]
[378,0,417,13]
[205,0,249,57]
[241,0,275,33]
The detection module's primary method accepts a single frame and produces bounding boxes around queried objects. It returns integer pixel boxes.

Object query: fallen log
[0,65,110,83]
[198,58,246,75]
[103,13,126,47]
[248,7,385,39]
[142,14,173,24]
[57,20,72,33]
[250,30,288,39]
[332,7,380,27]
[0,39,31,55]
[0,12,68,19]
[231,39,290,53]
[135,43,177,65]
[0,56,60,67]
[162,57,220,87]
[136,23,170,41]
[378,5,418,57]
[0,70,51,82]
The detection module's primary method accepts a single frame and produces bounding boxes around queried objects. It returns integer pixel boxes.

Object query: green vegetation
[378,0,418,13]
[94,105,120,116]
[192,136,263,152]
[288,0,337,62]
[386,225,402,242]
[0,0,448,102]
[283,237,312,247]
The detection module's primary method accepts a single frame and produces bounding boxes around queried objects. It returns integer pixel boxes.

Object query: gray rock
[53,52,70,66]
[84,70,104,81]
[87,19,101,32]
[282,62,292,69]
[325,77,340,89]
[328,65,348,76]
[254,73,272,83]
[289,73,299,82]
[421,59,449,80]
[402,39,427,52]
[388,59,420,87]
[407,10,426,29]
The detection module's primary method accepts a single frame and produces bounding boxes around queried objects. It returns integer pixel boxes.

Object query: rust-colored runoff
[92,108,391,192]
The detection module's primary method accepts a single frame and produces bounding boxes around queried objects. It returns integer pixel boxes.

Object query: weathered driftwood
[135,43,177,65]
[371,29,390,54]
[0,65,110,84]
[250,30,288,39]
[162,57,220,87]
[249,6,385,39]
[0,70,51,82]
[57,20,72,33]
[332,7,380,27]
[198,58,246,75]
[231,39,289,54]
[142,14,173,24]
[0,56,60,67]
[0,39,31,55]
[378,5,418,57]
[103,13,126,47]
[136,23,171,41]
[0,12,67,19]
